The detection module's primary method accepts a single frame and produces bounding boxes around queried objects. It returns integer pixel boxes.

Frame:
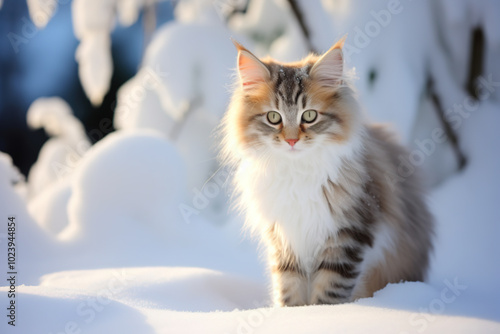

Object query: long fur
[219,40,433,306]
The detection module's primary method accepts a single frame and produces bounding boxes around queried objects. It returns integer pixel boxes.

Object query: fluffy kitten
[220,37,434,306]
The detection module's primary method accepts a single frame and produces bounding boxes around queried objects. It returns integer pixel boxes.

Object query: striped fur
[220,39,434,306]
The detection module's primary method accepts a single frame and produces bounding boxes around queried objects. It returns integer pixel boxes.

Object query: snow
[27,0,58,28]
[71,0,117,105]
[435,0,500,100]
[25,0,166,105]
[117,0,146,27]
[27,177,71,234]
[228,0,310,61]
[26,97,90,198]
[40,267,267,312]
[428,102,500,302]
[115,2,239,191]
[2,271,499,333]
[75,32,113,106]
[2,0,500,333]
[61,130,187,242]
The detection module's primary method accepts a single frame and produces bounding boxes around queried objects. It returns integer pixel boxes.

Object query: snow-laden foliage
[228,0,310,61]
[0,152,24,190]
[25,0,166,105]
[26,97,90,198]
[435,0,500,98]
[26,0,58,28]
[114,0,237,194]
[74,32,113,106]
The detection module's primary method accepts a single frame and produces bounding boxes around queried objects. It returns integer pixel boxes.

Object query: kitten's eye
[267,111,282,125]
[301,110,317,123]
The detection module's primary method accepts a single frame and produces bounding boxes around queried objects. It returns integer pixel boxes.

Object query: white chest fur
[237,146,356,271]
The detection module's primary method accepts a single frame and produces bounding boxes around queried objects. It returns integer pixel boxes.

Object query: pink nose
[285,139,299,147]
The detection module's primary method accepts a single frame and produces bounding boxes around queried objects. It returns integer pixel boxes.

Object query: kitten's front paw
[273,275,308,307]
[275,297,307,307]
[309,271,355,305]
[310,295,349,306]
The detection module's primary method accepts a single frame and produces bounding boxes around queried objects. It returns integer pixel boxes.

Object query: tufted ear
[310,36,346,88]
[233,40,270,91]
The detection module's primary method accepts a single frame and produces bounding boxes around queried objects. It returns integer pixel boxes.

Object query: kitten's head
[222,37,362,161]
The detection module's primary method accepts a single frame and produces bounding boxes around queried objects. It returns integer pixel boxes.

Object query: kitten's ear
[233,40,270,91]
[310,36,346,88]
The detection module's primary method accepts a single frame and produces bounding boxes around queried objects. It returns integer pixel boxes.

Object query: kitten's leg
[267,227,307,306]
[271,260,307,307]
[309,228,371,305]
